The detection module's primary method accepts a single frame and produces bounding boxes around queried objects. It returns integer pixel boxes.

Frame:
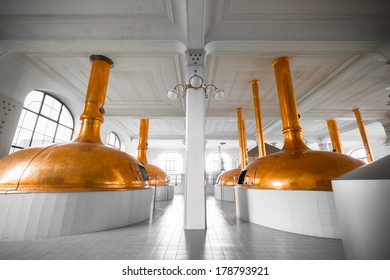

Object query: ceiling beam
[186,0,205,49]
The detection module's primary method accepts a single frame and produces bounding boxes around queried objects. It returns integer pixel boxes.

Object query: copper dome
[142,163,169,186]
[0,55,149,193]
[215,168,241,187]
[238,57,364,191]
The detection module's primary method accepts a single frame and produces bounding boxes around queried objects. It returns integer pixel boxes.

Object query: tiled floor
[0,194,345,260]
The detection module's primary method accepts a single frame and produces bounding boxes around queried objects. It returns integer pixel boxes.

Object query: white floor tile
[0,194,345,260]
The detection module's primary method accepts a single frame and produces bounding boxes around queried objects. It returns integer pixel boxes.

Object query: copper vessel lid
[216,168,241,186]
[238,57,364,191]
[143,163,170,186]
[0,55,149,193]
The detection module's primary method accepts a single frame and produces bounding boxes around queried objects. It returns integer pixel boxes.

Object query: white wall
[344,138,390,161]
[0,92,23,158]
[205,147,241,168]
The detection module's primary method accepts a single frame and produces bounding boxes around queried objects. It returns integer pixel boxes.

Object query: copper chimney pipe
[251,80,266,157]
[137,119,149,164]
[136,119,169,186]
[74,55,114,144]
[272,57,308,151]
[327,119,343,153]
[242,118,249,166]
[353,108,374,162]
[236,108,248,169]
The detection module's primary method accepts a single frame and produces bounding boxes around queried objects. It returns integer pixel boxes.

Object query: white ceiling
[1,0,390,152]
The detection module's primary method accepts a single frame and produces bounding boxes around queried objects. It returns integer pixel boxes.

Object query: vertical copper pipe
[353,108,374,162]
[272,57,308,150]
[137,119,149,164]
[75,55,114,144]
[327,119,343,153]
[236,108,246,169]
[241,119,249,166]
[251,80,266,157]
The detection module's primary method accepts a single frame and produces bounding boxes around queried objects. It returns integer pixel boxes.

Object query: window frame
[10,90,75,153]
[106,131,121,150]
[157,152,183,173]
[349,147,368,163]
[205,152,233,172]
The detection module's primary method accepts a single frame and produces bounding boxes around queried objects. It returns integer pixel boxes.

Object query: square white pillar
[184,87,206,229]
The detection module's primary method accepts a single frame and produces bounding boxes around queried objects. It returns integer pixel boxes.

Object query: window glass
[19,110,38,132]
[55,125,73,143]
[41,94,62,121]
[350,148,368,163]
[12,128,33,148]
[10,90,75,153]
[35,117,49,135]
[24,91,43,113]
[106,132,121,150]
[59,106,74,128]
[205,152,232,172]
[157,152,183,173]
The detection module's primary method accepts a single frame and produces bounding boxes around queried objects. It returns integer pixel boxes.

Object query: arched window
[350,148,368,163]
[106,131,121,150]
[205,152,232,172]
[157,152,183,173]
[10,90,74,154]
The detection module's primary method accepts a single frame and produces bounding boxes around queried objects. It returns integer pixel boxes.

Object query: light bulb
[189,75,203,88]
[213,89,225,100]
[167,89,179,100]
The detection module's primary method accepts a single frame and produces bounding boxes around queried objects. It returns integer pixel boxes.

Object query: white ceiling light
[212,88,225,100]
[167,75,224,101]
[189,75,203,88]
[166,89,179,101]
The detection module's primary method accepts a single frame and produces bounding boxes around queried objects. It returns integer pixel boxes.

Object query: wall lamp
[167,74,225,101]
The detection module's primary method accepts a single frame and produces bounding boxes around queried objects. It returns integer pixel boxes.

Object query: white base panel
[332,180,390,259]
[174,184,184,194]
[235,187,340,238]
[0,189,154,241]
[155,185,174,201]
[214,185,235,201]
[206,184,214,194]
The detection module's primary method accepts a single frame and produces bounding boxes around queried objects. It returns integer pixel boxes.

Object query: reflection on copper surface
[238,57,364,191]
[137,119,169,186]
[215,168,241,187]
[0,55,149,193]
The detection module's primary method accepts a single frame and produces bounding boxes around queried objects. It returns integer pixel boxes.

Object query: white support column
[184,87,206,229]
[182,49,207,229]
